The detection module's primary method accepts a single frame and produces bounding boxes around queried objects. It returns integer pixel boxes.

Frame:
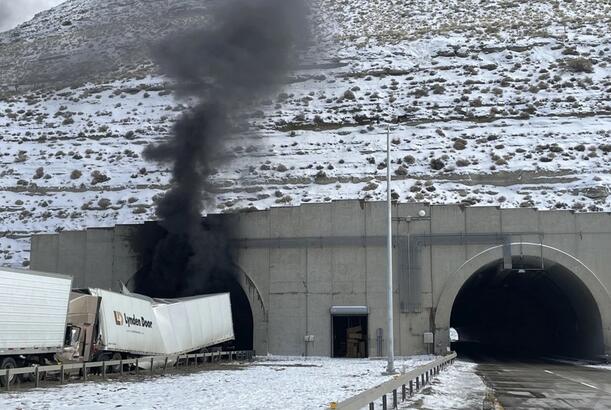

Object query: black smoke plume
[135,0,307,297]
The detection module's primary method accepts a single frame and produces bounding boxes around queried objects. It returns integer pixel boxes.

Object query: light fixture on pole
[385,124,395,374]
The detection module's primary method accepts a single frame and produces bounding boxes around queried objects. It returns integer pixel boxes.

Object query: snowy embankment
[0,356,435,410]
[397,360,486,410]
[588,364,611,371]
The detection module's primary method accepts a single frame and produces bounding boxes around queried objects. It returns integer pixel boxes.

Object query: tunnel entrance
[129,221,254,351]
[135,267,255,351]
[450,256,604,359]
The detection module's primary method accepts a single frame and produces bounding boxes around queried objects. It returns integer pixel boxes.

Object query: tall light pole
[385,125,395,374]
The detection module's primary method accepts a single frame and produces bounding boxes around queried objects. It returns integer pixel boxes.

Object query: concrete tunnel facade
[30,201,611,358]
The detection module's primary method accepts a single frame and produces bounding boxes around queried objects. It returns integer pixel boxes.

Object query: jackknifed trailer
[0,267,234,386]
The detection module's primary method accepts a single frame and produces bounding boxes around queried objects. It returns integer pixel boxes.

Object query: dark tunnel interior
[129,221,254,351]
[451,256,604,360]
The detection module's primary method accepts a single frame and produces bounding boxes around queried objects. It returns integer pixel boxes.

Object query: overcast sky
[0,0,64,32]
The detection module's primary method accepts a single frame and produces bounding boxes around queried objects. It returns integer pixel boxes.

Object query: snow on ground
[397,360,486,410]
[0,356,435,410]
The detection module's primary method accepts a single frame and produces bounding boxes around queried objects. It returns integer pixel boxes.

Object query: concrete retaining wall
[30,201,611,357]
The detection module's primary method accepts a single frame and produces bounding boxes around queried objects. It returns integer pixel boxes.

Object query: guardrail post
[135,358,139,375]
[150,357,154,375]
[415,376,419,390]
[369,402,374,410]
[4,369,9,391]
[392,389,397,408]
[382,394,387,410]
[34,365,40,388]
[163,357,168,374]
[401,384,406,401]
[409,379,413,396]
[120,359,124,376]
[60,364,65,384]
[102,361,106,379]
[82,362,87,381]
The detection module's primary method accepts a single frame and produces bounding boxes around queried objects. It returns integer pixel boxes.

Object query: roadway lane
[474,358,611,409]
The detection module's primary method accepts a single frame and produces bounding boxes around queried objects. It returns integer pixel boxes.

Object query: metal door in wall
[330,306,369,358]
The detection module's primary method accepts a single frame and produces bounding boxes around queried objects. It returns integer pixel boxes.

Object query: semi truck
[0,267,235,386]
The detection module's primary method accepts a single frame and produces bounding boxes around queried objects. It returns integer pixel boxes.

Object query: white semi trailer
[0,268,72,385]
[0,267,235,386]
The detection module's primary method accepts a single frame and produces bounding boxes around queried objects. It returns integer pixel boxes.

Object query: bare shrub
[564,57,593,73]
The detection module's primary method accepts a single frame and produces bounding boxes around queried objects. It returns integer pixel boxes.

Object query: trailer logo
[113,311,124,326]
[113,311,153,329]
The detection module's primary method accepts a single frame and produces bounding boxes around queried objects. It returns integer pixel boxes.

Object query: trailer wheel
[0,357,17,387]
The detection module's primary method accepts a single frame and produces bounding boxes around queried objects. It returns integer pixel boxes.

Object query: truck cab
[57,291,101,363]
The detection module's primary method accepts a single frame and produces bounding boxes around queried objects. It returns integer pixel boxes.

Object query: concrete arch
[434,242,611,355]
[233,265,268,353]
[234,265,267,320]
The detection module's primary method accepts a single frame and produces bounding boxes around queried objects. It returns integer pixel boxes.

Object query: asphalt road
[473,357,611,409]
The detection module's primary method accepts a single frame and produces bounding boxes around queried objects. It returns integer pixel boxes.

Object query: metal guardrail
[0,350,254,391]
[331,352,458,410]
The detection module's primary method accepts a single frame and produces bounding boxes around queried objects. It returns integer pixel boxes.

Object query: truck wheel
[109,353,122,373]
[0,357,17,387]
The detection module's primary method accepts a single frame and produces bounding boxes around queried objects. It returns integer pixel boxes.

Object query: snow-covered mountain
[1,0,610,266]
[0,0,211,92]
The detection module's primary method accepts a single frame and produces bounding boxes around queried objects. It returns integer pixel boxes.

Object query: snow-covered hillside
[1,0,610,266]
